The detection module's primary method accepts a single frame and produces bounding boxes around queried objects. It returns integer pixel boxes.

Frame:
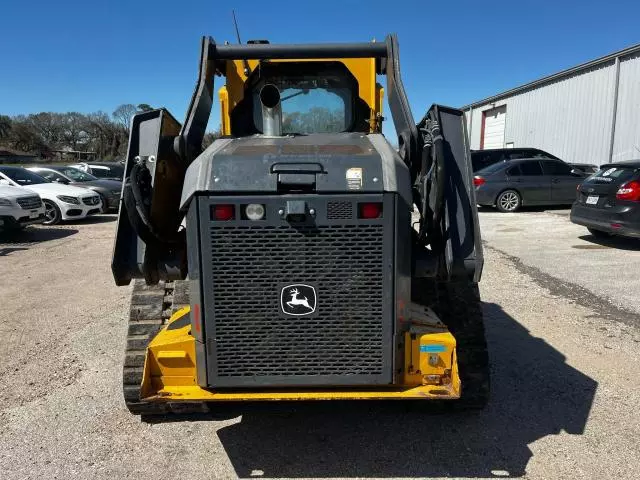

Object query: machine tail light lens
[358,202,383,219]
[473,176,486,187]
[616,180,640,201]
[212,204,235,221]
[244,203,266,220]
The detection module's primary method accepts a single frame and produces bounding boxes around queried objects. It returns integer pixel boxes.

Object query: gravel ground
[0,214,639,479]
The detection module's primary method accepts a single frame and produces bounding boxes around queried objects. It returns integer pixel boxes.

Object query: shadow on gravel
[0,247,28,256]
[202,302,596,478]
[71,214,117,225]
[0,226,78,247]
[579,234,640,251]
[478,205,571,215]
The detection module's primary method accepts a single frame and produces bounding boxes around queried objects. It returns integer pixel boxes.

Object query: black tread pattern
[123,280,208,415]
[412,278,490,409]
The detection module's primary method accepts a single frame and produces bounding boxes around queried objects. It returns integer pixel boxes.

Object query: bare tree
[202,128,222,149]
[27,112,65,146]
[113,104,137,132]
[0,115,11,139]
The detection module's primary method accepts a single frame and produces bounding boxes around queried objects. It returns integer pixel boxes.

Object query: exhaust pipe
[260,84,282,136]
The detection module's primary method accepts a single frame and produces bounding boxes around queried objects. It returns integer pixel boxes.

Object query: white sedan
[0,166,102,225]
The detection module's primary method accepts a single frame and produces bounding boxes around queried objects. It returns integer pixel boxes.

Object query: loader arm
[112,35,482,285]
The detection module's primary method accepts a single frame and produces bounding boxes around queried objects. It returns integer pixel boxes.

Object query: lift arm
[111,34,482,285]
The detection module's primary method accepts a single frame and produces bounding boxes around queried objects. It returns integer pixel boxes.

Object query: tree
[26,112,65,146]
[113,104,137,132]
[60,112,89,151]
[137,103,154,112]
[0,115,11,139]
[202,128,222,149]
[3,120,50,155]
[86,111,122,159]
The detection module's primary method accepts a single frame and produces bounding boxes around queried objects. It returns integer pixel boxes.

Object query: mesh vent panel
[208,224,385,379]
[327,201,353,220]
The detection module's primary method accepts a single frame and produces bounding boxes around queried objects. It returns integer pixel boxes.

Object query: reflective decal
[346,168,363,190]
[420,344,447,353]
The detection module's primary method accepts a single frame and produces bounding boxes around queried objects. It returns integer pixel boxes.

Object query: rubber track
[123,279,209,415]
[412,279,491,409]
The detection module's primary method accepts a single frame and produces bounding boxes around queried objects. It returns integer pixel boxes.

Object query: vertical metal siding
[468,62,619,165]
[612,52,640,162]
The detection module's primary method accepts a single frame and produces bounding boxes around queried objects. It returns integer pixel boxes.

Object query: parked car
[27,166,121,212]
[0,184,46,231]
[69,162,125,181]
[571,161,640,239]
[568,163,599,175]
[0,166,102,225]
[471,147,561,172]
[474,158,586,212]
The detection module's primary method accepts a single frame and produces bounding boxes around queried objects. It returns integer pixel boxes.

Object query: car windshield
[0,167,50,185]
[58,167,98,182]
[253,76,351,134]
[585,166,637,184]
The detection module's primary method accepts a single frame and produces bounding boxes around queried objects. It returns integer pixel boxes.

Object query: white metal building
[463,43,640,165]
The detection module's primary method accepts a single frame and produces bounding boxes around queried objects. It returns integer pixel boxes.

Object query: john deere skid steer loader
[112,34,488,415]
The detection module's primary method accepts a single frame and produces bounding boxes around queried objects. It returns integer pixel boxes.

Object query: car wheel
[43,200,62,225]
[496,190,521,213]
[587,227,611,238]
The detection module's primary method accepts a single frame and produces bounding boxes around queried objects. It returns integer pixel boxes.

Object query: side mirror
[55,178,69,184]
[0,178,10,185]
[571,169,582,176]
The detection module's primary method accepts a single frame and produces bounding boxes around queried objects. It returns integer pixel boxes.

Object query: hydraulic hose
[429,114,446,227]
[123,161,184,248]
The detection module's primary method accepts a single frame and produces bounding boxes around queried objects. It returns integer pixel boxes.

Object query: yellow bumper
[141,308,460,402]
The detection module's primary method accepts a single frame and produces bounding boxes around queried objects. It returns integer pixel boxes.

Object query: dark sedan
[27,166,122,212]
[571,161,640,239]
[568,163,600,175]
[474,158,586,212]
[69,162,125,181]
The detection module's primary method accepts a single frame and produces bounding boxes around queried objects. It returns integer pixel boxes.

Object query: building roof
[461,42,640,110]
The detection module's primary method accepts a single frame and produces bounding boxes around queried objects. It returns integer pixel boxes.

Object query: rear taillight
[473,176,486,187]
[212,204,235,221]
[616,180,640,201]
[358,202,383,219]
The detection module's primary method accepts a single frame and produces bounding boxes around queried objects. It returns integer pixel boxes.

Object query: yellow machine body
[140,308,460,403]
[219,58,384,135]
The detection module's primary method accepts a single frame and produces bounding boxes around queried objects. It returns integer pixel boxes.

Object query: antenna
[232,10,251,76]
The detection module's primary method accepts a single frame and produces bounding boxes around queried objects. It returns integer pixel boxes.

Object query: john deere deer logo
[281,284,317,316]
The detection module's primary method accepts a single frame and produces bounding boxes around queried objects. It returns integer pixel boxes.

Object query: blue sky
[2,0,639,137]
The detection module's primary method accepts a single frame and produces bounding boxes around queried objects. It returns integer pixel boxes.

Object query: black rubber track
[412,278,491,410]
[123,279,209,415]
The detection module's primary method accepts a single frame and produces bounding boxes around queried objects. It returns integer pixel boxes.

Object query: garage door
[482,106,506,149]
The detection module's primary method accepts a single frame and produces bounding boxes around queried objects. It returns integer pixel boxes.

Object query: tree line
[0,103,154,160]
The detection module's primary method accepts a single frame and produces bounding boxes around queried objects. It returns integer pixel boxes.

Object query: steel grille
[17,196,42,210]
[208,223,385,379]
[327,201,353,220]
[82,196,100,206]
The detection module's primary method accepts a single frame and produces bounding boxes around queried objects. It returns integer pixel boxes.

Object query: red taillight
[473,176,486,187]
[616,180,640,201]
[212,204,235,220]
[358,202,383,219]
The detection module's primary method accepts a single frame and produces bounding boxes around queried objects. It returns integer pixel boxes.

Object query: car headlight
[0,198,13,207]
[56,195,80,205]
